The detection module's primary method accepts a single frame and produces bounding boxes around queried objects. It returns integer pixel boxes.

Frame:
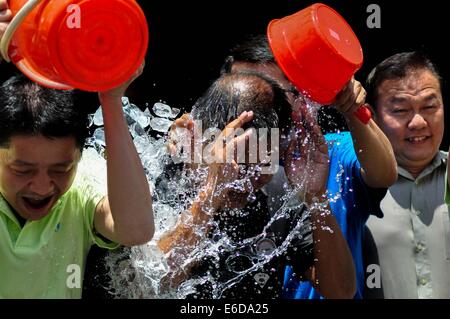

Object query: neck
[406,166,425,179]
[401,160,434,179]
[224,192,249,209]
[13,210,27,227]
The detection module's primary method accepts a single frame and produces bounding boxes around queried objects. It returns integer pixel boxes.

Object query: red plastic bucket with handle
[2,0,148,91]
[268,3,371,124]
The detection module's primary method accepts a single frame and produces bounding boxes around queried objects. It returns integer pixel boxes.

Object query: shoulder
[325,131,358,166]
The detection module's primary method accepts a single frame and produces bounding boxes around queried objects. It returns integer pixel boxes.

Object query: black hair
[192,72,291,135]
[366,51,442,111]
[0,74,90,151]
[220,34,275,74]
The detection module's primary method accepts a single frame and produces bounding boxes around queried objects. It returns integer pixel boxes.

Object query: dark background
[1,0,448,147]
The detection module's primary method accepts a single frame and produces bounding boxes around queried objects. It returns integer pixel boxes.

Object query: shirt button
[416,243,425,253]
[419,277,428,286]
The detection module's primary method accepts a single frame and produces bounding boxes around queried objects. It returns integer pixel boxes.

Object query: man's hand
[0,1,12,54]
[98,60,145,100]
[333,77,367,117]
[202,111,254,211]
[284,98,329,204]
[167,112,194,156]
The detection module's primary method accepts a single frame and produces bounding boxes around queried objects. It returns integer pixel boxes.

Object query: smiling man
[1,135,80,221]
[0,71,154,298]
[364,51,450,298]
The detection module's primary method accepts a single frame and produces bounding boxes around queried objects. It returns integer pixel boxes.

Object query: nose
[29,172,54,196]
[408,113,427,131]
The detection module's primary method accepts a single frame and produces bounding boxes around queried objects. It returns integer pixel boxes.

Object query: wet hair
[0,74,90,151]
[366,51,442,111]
[192,72,291,134]
[220,35,275,74]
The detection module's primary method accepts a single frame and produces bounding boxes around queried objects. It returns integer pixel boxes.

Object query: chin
[20,208,52,221]
[407,150,437,162]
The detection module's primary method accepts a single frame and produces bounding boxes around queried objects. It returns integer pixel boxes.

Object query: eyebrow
[390,93,440,104]
[11,160,75,167]
[423,94,439,102]
[389,96,407,104]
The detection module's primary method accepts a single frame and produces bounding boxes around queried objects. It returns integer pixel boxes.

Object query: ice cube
[130,122,146,139]
[153,103,173,118]
[171,107,181,118]
[93,128,106,147]
[150,117,173,132]
[93,107,104,126]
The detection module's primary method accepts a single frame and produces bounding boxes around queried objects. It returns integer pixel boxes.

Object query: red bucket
[5,0,148,91]
[268,3,363,105]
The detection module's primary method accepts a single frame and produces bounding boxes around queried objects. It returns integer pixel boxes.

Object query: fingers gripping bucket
[1,0,148,91]
[268,3,371,123]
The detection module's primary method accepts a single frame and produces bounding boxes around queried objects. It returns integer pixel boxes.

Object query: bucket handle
[353,104,372,125]
[1,0,43,62]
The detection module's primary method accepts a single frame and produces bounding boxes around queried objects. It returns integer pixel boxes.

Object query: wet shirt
[365,151,450,299]
[187,190,314,299]
[283,132,387,299]
[0,175,118,298]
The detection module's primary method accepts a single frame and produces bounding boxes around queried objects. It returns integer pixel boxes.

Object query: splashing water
[82,95,342,299]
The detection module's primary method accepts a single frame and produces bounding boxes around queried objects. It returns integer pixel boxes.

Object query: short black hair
[192,72,291,135]
[220,34,275,74]
[0,75,90,151]
[366,51,442,111]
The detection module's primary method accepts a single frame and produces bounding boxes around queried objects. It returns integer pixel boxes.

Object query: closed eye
[12,169,34,176]
[392,109,408,113]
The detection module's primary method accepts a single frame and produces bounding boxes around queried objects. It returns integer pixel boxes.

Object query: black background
[1,0,448,147]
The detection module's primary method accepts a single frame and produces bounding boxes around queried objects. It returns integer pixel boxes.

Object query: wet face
[374,69,444,176]
[224,145,274,209]
[225,168,273,209]
[0,135,80,221]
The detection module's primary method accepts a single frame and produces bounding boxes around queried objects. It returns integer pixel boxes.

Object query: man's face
[375,69,444,174]
[225,163,273,209]
[0,135,80,221]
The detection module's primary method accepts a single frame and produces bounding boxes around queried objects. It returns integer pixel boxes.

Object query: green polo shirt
[0,177,119,299]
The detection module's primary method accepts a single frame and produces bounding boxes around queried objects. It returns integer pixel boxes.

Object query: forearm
[309,200,356,299]
[100,94,154,244]
[158,200,212,253]
[345,114,397,188]
[158,196,215,291]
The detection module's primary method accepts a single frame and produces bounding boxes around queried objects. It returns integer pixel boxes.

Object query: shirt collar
[0,192,66,228]
[0,194,21,227]
[398,151,447,181]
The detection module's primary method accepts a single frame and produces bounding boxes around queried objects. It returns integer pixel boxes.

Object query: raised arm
[334,78,397,188]
[93,62,155,247]
[158,111,254,254]
[284,99,356,298]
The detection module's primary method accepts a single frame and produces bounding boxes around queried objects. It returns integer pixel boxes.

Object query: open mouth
[22,195,54,211]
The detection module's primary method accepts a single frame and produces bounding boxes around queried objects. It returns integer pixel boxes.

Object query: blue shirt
[282,132,385,299]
